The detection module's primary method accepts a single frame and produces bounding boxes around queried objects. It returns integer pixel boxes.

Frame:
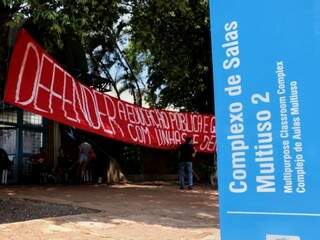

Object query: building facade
[0,102,49,183]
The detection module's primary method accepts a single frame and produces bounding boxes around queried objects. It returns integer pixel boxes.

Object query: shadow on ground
[0,184,219,240]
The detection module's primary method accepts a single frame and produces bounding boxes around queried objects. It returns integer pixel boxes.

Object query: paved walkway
[0,184,220,240]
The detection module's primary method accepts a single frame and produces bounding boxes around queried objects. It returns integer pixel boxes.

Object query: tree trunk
[105,157,127,183]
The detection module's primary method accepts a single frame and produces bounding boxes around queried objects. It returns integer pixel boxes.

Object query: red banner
[4,29,216,152]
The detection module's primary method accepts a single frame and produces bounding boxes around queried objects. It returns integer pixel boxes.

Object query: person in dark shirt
[31,147,48,184]
[178,137,195,190]
[0,148,11,185]
[56,146,74,183]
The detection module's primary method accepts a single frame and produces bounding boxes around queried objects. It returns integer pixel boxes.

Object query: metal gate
[0,103,47,183]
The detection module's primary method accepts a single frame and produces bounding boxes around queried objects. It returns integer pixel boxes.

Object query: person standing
[86,147,96,183]
[0,148,11,185]
[78,141,92,183]
[31,147,48,184]
[178,137,196,190]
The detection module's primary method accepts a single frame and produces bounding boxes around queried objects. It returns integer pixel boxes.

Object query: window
[23,112,43,126]
[22,131,43,154]
[0,104,17,124]
[0,129,16,155]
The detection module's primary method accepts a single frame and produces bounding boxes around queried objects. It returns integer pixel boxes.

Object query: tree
[1,0,214,112]
[125,0,214,113]
[0,0,215,184]
[0,0,144,104]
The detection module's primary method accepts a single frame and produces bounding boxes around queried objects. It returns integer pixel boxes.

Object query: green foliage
[0,0,214,177]
[126,0,213,113]
[0,0,133,99]
[1,0,214,112]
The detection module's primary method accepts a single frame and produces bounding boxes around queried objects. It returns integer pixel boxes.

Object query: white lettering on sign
[266,234,300,240]
[6,29,216,153]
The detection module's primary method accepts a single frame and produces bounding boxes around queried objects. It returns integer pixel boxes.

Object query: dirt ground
[0,183,220,240]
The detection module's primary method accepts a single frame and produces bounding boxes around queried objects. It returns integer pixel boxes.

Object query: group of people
[74,141,100,184]
[1,136,198,188]
[29,141,104,184]
[55,141,104,184]
[29,137,197,189]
